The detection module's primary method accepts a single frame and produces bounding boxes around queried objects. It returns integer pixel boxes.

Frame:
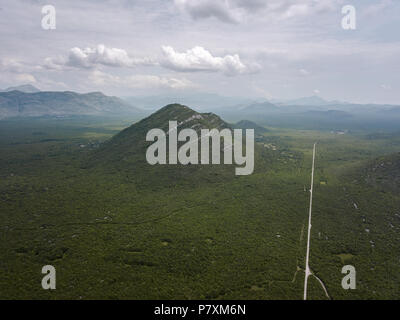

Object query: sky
[0,0,399,104]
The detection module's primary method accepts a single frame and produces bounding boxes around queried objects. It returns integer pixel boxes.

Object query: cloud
[231,0,268,12]
[363,0,393,17]
[175,0,341,23]
[0,58,38,85]
[68,45,134,68]
[44,44,258,77]
[14,73,37,84]
[45,44,155,70]
[0,70,37,85]
[89,70,193,89]
[174,0,240,24]
[299,68,310,76]
[0,58,26,73]
[43,57,65,71]
[161,46,259,76]
[380,84,392,90]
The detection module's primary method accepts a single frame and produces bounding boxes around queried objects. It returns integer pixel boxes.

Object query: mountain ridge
[90,103,262,186]
[0,90,142,119]
[1,84,41,93]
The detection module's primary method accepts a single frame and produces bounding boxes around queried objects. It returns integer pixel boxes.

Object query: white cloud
[0,59,38,85]
[45,44,260,76]
[46,44,155,69]
[299,68,310,76]
[161,46,259,76]
[14,73,37,84]
[0,71,37,85]
[69,45,132,68]
[43,57,65,71]
[0,58,26,73]
[89,70,193,89]
[380,84,392,90]
[281,0,338,19]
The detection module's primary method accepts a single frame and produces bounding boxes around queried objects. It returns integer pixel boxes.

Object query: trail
[303,143,316,300]
[11,199,227,232]
[312,273,330,299]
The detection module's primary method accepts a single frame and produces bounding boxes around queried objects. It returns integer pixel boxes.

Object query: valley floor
[0,118,399,299]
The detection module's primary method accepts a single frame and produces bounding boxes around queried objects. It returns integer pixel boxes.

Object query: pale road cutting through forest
[304,143,316,300]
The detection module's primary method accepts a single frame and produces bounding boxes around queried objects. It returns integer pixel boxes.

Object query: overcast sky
[0,0,399,104]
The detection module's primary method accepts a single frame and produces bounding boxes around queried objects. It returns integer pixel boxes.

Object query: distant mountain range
[238,101,278,113]
[123,92,254,111]
[0,84,41,93]
[275,95,347,107]
[1,85,399,130]
[0,90,142,119]
[123,93,348,111]
[215,97,400,131]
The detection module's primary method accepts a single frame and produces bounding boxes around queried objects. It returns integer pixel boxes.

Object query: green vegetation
[0,106,399,300]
